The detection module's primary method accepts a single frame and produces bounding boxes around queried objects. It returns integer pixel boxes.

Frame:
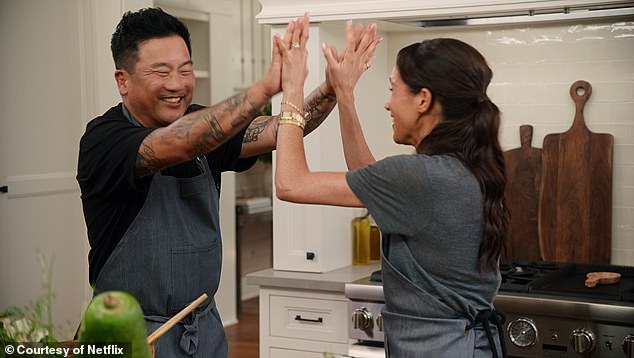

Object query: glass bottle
[369,223,381,261]
[352,211,371,265]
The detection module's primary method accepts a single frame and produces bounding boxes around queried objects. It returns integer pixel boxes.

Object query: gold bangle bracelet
[280,111,306,128]
[281,100,302,114]
[278,118,305,129]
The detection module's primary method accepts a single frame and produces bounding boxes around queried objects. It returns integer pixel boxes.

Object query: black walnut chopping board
[539,80,613,264]
[504,125,542,262]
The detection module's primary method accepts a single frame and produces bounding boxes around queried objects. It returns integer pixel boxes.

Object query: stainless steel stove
[344,262,634,358]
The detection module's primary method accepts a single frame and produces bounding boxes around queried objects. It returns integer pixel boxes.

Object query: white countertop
[246,263,380,293]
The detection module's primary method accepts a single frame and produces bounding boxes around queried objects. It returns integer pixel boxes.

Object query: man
[76,8,334,357]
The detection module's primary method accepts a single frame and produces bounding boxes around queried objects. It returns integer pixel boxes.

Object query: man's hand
[260,28,285,97]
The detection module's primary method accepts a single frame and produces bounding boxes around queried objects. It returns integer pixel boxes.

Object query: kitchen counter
[246,262,380,293]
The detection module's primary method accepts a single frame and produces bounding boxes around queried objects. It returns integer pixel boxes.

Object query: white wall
[0,0,90,340]
[384,19,634,265]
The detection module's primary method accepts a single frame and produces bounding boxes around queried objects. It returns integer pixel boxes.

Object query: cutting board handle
[569,80,592,132]
[519,125,533,149]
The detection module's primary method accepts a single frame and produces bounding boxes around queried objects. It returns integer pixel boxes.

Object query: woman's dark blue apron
[93,106,226,357]
[381,235,506,358]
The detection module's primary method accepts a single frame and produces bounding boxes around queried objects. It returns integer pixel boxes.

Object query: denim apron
[381,235,506,358]
[93,106,227,357]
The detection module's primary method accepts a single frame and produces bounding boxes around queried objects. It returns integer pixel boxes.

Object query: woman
[275,15,508,358]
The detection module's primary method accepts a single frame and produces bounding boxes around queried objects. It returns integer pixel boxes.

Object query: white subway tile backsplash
[388,19,634,265]
[614,146,634,167]
[525,62,569,83]
[612,249,634,266]
[613,186,634,207]
[614,164,634,180]
[482,43,547,65]
[581,102,612,124]
[490,63,528,84]
[586,82,634,102]
[610,102,634,123]
[603,60,634,81]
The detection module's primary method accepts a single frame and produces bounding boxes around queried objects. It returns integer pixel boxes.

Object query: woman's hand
[260,14,309,98]
[323,21,381,98]
[275,13,310,100]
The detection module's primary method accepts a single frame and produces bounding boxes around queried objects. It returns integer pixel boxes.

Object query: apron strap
[145,300,215,356]
[466,309,508,358]
[179,302,214,355]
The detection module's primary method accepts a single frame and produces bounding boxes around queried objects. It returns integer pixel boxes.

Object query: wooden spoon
[147,293,209,352]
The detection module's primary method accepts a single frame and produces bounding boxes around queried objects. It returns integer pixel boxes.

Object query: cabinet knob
[0,185,7,193]
[306,252,315,260]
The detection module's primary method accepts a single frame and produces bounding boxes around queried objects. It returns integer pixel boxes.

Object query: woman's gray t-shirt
[346,154,500,315]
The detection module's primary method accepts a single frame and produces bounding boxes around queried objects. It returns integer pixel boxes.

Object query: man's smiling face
[118,35,194,127]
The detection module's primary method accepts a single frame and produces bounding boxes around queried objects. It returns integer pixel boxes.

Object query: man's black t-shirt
[77,103,256,283]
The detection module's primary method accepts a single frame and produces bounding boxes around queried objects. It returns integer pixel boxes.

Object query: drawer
[270,347,329,358]
[269,294,348,343]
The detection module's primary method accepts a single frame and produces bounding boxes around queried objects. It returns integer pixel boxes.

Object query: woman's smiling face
[385,66,424,146]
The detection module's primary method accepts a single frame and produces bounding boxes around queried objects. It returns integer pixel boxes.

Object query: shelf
[161,7,209,22]
[194,70,209,79]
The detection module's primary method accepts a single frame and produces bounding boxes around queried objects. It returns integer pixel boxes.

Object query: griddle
[530,263,634,303]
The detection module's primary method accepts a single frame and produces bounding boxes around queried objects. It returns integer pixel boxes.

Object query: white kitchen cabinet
[270,23,359,273]
[270,20,395,273]
[259,287,350,358]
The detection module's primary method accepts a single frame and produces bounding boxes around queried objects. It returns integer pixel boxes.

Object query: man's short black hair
[111,7,191,72]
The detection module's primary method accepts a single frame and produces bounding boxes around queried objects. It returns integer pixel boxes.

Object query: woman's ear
[417,88,433,114]
[114,70,128,96]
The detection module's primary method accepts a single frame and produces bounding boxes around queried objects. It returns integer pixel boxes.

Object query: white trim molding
[256,0,634,24]
[6,172,78,199]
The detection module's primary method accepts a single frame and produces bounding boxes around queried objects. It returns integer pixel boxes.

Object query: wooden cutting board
[539,80,613,264]
[504,125,542,262]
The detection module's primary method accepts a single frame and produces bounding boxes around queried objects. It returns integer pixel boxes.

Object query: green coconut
[78,291,151,358]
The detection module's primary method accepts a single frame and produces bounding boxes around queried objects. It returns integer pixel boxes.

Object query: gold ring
[292,42,300,49]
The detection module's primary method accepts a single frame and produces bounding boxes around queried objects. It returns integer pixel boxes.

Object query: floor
[226,297,259,358]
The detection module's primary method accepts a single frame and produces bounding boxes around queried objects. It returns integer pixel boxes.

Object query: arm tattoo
[137,136,162,178]
[136,90,261,177]
[243,116,271,144]
[303,86,337,135]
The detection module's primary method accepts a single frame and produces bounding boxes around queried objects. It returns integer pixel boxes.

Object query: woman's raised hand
[323,21,382,97]
[274,13,310,96]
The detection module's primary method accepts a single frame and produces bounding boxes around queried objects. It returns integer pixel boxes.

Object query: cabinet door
[271,24,359,273]
[0,0,90,334]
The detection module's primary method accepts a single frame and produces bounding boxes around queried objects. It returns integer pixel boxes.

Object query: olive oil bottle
[352,211,371,265]
[369,223,381,261]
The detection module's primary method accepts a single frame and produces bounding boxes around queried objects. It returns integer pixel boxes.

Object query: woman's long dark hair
[396,38,508,273]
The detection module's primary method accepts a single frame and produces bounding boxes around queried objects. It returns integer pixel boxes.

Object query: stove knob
[352,308,373,330]
[376,314,384,332]
[570,329,596,354]
[623,334,634,358]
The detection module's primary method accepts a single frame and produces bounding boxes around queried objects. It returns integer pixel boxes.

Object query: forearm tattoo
[243,116,272,144]
[303,86,337,135]
[136,91,259,177]
[137,140,161,178]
